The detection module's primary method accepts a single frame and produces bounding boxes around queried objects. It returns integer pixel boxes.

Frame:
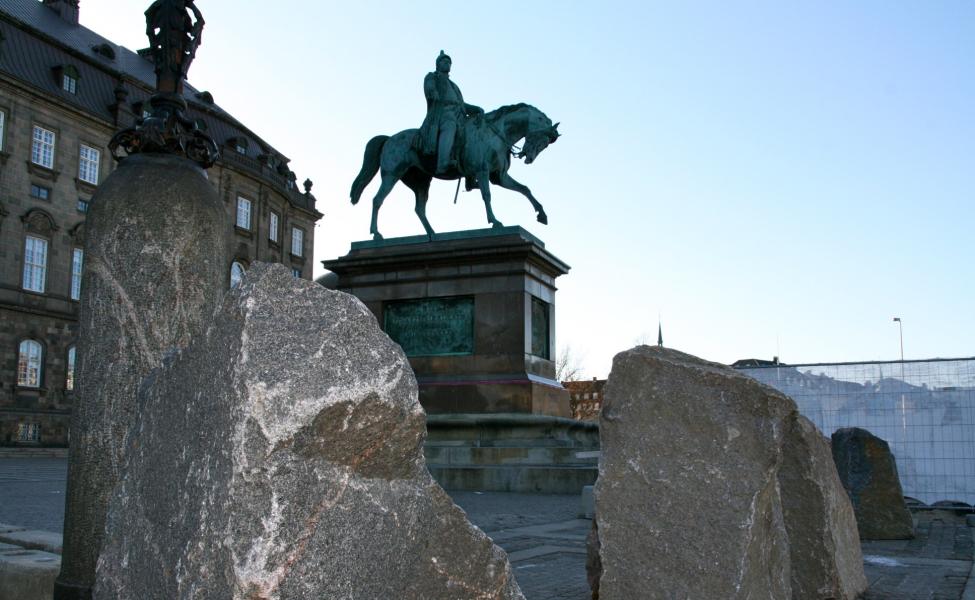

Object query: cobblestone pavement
[862,510,973,600]
[2,459,972,599]
[451,492,590,600]
[452,492,975,600]
[0,458,66,533]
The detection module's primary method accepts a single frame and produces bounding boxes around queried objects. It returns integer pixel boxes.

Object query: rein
[482,116,523,157]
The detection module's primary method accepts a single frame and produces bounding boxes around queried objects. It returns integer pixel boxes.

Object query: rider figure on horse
[416,51,483,185]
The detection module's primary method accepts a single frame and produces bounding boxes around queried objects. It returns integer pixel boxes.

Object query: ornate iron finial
[109,0,218,168]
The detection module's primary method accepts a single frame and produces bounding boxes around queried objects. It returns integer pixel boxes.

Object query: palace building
[0,0,323,446]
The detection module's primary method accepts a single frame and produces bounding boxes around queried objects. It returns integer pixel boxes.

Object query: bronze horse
[350,104,560,240]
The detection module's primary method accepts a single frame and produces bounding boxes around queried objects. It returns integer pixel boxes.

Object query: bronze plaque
[531,296,550,359]
[384,297,474,356]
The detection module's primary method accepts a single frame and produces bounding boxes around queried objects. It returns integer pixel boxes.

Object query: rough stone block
[780,415,867,599]
[595,346,793,599]
[831,427,914,540]
[95,264,523,599]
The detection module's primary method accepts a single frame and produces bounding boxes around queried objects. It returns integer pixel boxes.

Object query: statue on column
[110,0,217,167]
[144,0,204,95]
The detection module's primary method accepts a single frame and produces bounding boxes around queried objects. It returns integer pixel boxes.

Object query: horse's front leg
[497,172,546,225]
[478,172,503,228]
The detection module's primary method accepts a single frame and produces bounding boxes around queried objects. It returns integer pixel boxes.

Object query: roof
[0,0,321,215]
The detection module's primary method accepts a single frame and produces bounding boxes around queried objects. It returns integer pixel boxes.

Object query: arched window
[230,261,246,288]
[17,340,43,388]
[66,345,76,391]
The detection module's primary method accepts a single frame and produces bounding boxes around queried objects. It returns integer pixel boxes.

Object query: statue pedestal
[322,226,571,417]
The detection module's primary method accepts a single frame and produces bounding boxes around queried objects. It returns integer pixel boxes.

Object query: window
[0,110,5,152]
[30,184,51,201]
[77,198,89,213]
[23,236,48,293]
[269,211,280,243]
[31,126,55,168]
[292,268,302,278]
[66,346,76,391]
[17,340,42,387]
[18,423,40,443]
[71,248,84,300]
[63,73,77,94]
[236,196,251,229]
[291,227,304,257]
[79,144,100,184]
[230,261,245,288]
[235,143,247,155]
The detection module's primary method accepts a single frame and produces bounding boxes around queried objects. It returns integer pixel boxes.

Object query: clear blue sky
[79,1,974,377]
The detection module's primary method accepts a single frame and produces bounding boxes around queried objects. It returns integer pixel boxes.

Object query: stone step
[427,465,598,494]
[0,448,68,459]
[0,530,62,555]
[0,542,60,600]
[426,438,596,448]
[425,445,598,467]
[425,413,600,446]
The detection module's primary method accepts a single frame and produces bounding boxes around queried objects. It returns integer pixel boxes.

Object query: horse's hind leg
[370,174,398,240]
[496,172,547,225]
[403,171,435,240]
[478,171,503,228]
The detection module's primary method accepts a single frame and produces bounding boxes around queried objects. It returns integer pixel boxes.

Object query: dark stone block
[831,427,915,540]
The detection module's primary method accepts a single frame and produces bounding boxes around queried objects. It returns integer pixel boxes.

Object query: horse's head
[519,122,560,164]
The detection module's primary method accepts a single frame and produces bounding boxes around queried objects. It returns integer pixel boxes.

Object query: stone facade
[564,377,605,421]
[0,0,323,447]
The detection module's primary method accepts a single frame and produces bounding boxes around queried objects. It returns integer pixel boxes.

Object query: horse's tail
[350,135,389,205]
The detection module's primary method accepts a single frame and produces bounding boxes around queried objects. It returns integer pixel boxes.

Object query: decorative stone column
[54,154,228,599]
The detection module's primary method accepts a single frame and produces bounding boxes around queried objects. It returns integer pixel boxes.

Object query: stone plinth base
[424,413,599,494]
[323,226,572,418]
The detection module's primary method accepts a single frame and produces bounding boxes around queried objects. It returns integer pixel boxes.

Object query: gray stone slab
[0,524,27,534]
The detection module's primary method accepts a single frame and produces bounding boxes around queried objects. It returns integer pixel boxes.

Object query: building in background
[0,0,323,446]
[564,377,605,421]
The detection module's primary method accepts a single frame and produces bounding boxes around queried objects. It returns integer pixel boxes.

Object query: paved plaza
[1,458,973,599]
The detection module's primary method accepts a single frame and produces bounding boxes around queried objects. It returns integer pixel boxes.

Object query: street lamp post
[893,317,907,431]
[892,317,904,362]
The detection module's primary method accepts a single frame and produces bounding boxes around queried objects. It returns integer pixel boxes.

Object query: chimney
[43,0,80,25]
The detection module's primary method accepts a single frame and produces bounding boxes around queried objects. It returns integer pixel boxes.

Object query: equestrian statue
[351,51,561,240]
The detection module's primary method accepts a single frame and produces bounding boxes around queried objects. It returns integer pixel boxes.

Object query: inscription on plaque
[384,297,475,356]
